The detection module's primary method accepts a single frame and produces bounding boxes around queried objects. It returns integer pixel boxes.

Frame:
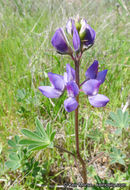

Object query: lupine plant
[38,17,109,183]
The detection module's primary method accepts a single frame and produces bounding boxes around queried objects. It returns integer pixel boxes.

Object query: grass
[0,0,129,189]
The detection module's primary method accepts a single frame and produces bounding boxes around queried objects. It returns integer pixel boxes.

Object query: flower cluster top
[39,17,109,112]
[51,17,96,55]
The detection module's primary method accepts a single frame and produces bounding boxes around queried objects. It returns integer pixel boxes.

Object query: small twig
[54,145,75,157]
[88,152,105,166]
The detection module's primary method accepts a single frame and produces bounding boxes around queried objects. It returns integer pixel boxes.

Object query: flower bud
[66,19,73,35]
[75,15,81,32]
[51,28,73,55]
[75,22,81,32]
[79,18,87,40]
[79,18,96,47]
[72,21,81,52]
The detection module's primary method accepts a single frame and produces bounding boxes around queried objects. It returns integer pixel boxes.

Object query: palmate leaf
[109,147,126,166]
[6,160,21,170]
[19,118,56,151]
[106,108,130,130]
[9,152,20,161]
[6,136,24,170]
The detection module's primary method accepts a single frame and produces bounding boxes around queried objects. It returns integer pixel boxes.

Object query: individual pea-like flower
[81,60,109,107]
[66,18,96,49]
[51,28,73,55]
[66,19,73,36]
[66,18,81,52]
[72,20,81,52]
[79,18,96,48]
[39,64,79,112]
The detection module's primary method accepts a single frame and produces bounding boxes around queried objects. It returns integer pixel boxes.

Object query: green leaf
[35,118,47,138]
[50,131,56,142]
[8,140,17,148]
[106,108,130,130]
[110,147,126,166]
[109,112,119,124]
[21,129,43,141]
[118,158,125,166]
[114,128,122,135]
[16,89,26,101]
[46,123,52,136]
[28,144,49,151]
[48,142,53,148]
[117,109,123,122]
[106,119,118,127]
[123,111,129,128]
[5,160,20,170]
[15,135,20,144]
[9,153,20,161]
[19,139,45,145]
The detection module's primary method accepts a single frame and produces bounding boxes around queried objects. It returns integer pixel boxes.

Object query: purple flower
[79,18,96,48]
[39,73,65,98]
[88,94,109,107]
[81,60,109,107]
[66,19,81,52]
[66,18,95,49]
[72,21,81,52]
[64,80,79,112]
[64,63,75,83]
[64,97,78,112]
[85,60,108,84]
[66,19,73,35]
[51,28,72,55]
[39,64,79,112]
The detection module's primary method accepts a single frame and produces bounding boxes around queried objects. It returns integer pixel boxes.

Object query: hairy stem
[75,59,87,183]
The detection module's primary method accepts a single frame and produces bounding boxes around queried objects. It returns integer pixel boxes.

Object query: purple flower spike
[66,81,79,97]
[82,79,100,96]
[64,97,78,112]
[51,28,71,54]
[85,60,98,79]
[39,86,62,98]
[88,94,109,107]
[72,21,80,52]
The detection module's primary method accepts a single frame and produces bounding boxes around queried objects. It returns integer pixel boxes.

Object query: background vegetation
[0,0,129,189]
